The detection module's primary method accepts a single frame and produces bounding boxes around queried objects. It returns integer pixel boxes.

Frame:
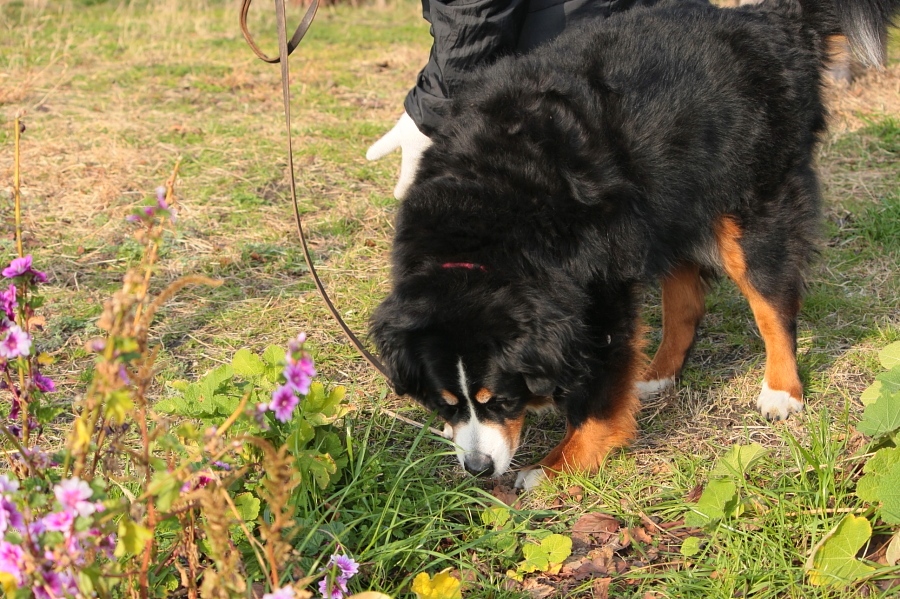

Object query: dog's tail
[802,0,900,65]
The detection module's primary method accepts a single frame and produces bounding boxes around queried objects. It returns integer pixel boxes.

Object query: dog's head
[370,266,586,477]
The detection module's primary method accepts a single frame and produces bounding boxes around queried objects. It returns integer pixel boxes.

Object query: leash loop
[240,0,319,63]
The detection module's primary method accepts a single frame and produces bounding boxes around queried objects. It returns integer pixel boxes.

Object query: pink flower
[2,255,46,283]
[33,567,77,599]
[284,356,315,395]
[54,477,96,517]
[0,324,31,359]
[0,541,24,586]
[0,497,23,534]
[328,554,359,579]
[263,588,296,599]
[0,475,19,494]
[318,577,348,599]
[33,372,56,393]
[41,509,74,532]
[270,385,299,422]
[0,284,15,319]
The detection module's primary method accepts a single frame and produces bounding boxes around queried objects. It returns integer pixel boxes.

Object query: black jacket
[404,0,663,135]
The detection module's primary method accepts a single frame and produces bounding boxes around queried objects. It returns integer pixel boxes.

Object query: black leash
[239,0,392,385]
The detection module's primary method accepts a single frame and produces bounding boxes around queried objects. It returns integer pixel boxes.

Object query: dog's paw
[757,382,804,420]
[635,378,674,400]
[514,467,547,491]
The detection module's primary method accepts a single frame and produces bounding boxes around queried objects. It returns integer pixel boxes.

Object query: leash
[238,0,393,385]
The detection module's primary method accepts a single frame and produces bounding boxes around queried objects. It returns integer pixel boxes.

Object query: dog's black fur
[370,0,899,484]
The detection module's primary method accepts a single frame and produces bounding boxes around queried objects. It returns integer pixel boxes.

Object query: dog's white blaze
[449,359,514,476]
[757,380,804,420]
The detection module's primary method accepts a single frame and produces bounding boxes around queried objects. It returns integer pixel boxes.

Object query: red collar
[441,262,487,272]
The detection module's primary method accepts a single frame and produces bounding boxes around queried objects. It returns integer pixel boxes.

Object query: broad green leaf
[305,382,327,412]
[147,471,181,513]
[287,419,316,450]
[231,348,265,377]
[681,536,702,557]
[199,364,233,402]
[860,381,883,406]
[105,390,134,426]
[541,534,572,574]
[481,506,511,528]
[857,390,900,437]
[262,345,285,367]
[806,514,875,586]
[213,393,241,416]
[876,367,900,395]
[296,451,336,489]
[234,493,260,522]
[115,517,153,557]
[518,543,550,573]
[879,342,900,370]
[877,461,900,524]
[685,478,738,527]
[710,443,768,478]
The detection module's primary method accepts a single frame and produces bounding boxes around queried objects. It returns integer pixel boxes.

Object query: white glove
[366,111,432,200]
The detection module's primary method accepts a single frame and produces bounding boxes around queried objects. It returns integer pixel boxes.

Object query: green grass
[2,1,899,597]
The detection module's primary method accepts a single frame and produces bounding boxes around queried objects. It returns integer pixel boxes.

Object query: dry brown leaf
[572,513,619,534]
[592,577,612,599]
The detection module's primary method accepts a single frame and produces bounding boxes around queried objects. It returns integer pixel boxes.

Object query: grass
[2,0,899,597]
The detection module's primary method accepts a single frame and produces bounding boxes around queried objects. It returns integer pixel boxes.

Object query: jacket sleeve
[404,0,529,136]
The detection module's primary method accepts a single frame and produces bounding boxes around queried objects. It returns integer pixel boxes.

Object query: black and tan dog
[370,0,899,489]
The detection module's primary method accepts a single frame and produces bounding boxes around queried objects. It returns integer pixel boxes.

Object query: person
[366,0,666,199]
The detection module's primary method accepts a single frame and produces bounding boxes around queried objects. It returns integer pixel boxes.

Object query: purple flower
[54,477,96,517]
[318,577,348,599]
[156,186,168,209]
[2,255,47,283]
[33,372,56,393]
[0,541,24,586]
[287,332,308,354]
[0,497,23,534]
[270,385,299,423]
[0,324,31,359]
[328,554,359,579]
[263,588,296,599]
[34,567,78,599]
[0,285,15,319]
[0,475,19,494]
[284,356,315,395]
[41,509,75,532]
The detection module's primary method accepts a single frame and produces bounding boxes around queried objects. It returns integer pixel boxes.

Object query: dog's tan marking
[715,217,803,403]
[532,331,644,479]
[440,389,459,406]
[644,263,706,383]
[475,388,493,404]
[487,414,526,457]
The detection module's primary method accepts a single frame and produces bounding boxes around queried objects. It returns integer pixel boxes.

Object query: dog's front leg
[515,391,640,491]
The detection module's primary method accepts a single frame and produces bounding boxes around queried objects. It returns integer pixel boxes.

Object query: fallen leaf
[573,513,619,534]
[631,526,654,545]
[491,484,519,506]
[592,577,612,599]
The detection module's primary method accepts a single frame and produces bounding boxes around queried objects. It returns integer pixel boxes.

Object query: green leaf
[115,516,153,557]
[232,349,265,377]
[481,506,511,528]
[147,471,181,513]
[518,543,550,574]
[681,536,702,557]
[305,382,326,412]
[879,342,900,370]
[262,345,285,367]
[857,388,900,437]
[710,443,768,478]
[105,390,134,426]
[234,493,261,523]
[877,461,900,524]
[296,451,336,489]
[541,534,572,567]
[199,364,234,402]
[685,478,738,527]
[860,381,883,407]
[806,514,875,586]
[287,419,316,450]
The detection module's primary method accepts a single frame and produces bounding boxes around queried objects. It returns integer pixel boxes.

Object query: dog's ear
[369,293,426,398]
[524,375,556,397]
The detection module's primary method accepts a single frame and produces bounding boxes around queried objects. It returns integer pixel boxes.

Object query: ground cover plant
[1,0,899,597]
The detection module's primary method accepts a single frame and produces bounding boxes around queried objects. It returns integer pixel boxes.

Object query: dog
[370,0,899,490]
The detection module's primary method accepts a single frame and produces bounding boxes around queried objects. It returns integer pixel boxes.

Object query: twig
[379,406,443,437]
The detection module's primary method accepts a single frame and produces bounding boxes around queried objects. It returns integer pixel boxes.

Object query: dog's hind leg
[715,216,804,420]
[637,263,707,399]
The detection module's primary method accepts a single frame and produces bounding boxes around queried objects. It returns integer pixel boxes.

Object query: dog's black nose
[463,452,494,477]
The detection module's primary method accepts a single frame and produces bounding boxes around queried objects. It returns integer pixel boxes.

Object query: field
[1,0,899,597]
